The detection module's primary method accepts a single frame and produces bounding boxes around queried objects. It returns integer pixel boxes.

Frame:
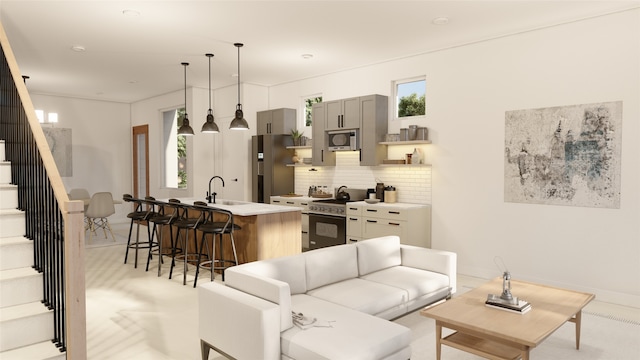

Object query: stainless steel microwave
[327,129,359,151]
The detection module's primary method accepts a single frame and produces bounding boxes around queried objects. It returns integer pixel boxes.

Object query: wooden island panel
[158,206,301,265]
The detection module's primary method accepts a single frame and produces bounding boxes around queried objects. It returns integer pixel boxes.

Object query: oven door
[308,213,346,250]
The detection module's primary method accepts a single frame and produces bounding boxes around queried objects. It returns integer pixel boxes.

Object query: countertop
[348,201,431,209]
[270,196,430,209]
[158,197,301,217]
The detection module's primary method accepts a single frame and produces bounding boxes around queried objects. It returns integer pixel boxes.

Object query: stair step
[0,267,43,308]
[0,161,10,185]
[0,340,65,360]
[0,302,54,352]
[0,236,33,270]
[0,184,18,210]
[0,209,25,238]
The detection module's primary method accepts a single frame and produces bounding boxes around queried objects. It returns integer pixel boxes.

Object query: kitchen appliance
[328,129,359,151]
[251,134,294,203]
[335,186,350,201]
[308,189,366,250]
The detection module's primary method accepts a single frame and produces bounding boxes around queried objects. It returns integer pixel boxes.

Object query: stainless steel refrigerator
[251,134,295,203]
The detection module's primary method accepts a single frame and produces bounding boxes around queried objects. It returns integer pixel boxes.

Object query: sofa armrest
[198,282,281,360]
[400,245,457,294]
[225,266,293,330]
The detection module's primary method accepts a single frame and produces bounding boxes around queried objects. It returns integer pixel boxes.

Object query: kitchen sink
[218,200,249,206]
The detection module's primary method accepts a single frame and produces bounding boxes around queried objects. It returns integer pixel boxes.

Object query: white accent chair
[85,192,116,243]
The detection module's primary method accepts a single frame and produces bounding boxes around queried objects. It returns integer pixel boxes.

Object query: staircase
[0,140,65,359]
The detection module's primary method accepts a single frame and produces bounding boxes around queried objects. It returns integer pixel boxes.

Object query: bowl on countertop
[365,198,381,204]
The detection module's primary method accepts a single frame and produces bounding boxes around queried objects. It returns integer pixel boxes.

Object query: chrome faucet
[207,176,225,204]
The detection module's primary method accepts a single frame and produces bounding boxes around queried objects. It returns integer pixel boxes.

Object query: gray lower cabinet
[257,108,296,135]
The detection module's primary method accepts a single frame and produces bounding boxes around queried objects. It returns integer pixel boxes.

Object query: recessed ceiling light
[432,17,449,25]
[301,54,314,60]
[122,9,140,17]
[71,45,86,52]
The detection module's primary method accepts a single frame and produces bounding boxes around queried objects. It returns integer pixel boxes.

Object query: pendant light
[229,43,249,130]
[177,62,195,136]
[201,53,219,133]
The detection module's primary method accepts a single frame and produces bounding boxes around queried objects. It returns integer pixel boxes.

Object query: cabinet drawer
[362,207,408,221]
[346,216,362,237]
[362,218,406,239]
[346,204,362,215]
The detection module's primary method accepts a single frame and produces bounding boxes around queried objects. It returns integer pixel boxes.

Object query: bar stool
[123,194,154,268]
[168,201,203,285]
[143,197,177,275]
[193,202,240,287]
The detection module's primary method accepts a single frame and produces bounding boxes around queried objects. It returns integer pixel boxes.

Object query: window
[162,108,188,189]
[302,94,322,127]
[35,110,58,124]
[394,77,426,119]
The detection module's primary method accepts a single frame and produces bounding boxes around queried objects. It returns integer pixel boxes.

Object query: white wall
[268,10,640,306]
[31,94,132,223]
[31,9,639,306]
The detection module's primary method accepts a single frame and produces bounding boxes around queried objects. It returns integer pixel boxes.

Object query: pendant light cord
[182,62,188,115]
[237,45,241,105]
[208,54,212,109]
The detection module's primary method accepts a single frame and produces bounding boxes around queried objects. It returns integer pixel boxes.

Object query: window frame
[393,76,426,121]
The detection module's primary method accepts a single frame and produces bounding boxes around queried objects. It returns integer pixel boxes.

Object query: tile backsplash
[294,151,431,204]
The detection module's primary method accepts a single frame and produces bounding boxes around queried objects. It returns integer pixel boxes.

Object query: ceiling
[1,1,638,103]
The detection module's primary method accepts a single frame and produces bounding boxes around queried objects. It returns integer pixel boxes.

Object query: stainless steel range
[308,189,366,250]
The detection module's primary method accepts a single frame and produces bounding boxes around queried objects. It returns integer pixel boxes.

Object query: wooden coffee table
[420,278,594,360]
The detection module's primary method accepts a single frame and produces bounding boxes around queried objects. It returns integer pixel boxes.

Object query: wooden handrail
[0,21,87,359]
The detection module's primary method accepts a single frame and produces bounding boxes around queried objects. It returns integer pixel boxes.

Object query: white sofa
[198,235,457,360]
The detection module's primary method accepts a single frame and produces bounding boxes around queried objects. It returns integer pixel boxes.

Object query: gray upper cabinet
[359,94,388,166]
[312,102,336,166]
[257,108,297,135]
[312,95,387,166]
[325,97,360,130]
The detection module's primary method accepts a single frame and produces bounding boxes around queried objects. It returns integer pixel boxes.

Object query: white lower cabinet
[270,197,310,250]
[346,202,431,248]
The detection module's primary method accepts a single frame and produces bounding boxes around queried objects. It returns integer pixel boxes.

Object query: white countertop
[270,196,430,209]
[348,201,431,209]
[158,198,301,217]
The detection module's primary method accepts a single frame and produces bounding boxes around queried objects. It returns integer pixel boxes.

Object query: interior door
[132,125,149,199]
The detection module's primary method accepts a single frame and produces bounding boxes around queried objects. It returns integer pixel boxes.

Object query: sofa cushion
[304,244,358,291]
[360,265,450,302]
[356,236,401,276]
[232,252,307,294]
[281,294,411,360]
[306,278,407,317]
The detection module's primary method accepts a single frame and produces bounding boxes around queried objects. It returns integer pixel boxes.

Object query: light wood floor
[84,224,639,359]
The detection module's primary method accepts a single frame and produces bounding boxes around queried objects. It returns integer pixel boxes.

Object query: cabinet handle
[321,149,324,162]
[366,209,378,213]
[302,231,308,234]
[389,211,400,215]
[286,201,294,204]
[301,202,308,206]
[388,222,401,226]
[367,220,377,223]
[349,217,358,221]
[272,200,281,203]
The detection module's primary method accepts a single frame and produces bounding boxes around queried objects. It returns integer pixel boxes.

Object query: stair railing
[0,23,86,359]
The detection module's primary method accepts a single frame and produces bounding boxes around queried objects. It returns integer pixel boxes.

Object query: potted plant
[291,129,304,146]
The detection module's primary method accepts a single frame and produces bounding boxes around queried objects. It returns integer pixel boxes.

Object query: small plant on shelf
[291,129,304,146]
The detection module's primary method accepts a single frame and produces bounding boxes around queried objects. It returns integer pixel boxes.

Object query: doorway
[132,125,149,199]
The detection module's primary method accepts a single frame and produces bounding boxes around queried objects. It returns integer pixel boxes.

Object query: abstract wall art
[42,127,73,177]
[504,101,622,209]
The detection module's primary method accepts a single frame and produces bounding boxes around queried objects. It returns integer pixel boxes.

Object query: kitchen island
[158,198,301,264]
